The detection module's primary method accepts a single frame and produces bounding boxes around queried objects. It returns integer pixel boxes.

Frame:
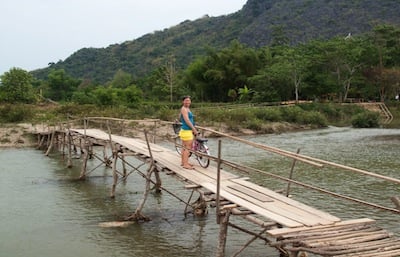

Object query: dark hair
[182,95,191,100]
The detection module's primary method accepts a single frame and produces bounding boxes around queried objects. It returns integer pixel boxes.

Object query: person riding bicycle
[179,95,198,169]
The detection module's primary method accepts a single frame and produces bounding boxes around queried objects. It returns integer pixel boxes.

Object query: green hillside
[31,0,400,83]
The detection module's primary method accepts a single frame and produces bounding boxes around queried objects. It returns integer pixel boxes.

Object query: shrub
[0,104,34,122]
[245,118,263,131]
[301,111,328,126]
[254,107,282,122]
[281,106,304,123]
[351,111,380,128]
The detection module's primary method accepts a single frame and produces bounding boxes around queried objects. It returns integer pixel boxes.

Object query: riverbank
[0,121,313,148]
[0,123,37,148]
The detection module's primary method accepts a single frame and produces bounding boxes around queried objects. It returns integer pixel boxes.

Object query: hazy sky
[0,0,246,76]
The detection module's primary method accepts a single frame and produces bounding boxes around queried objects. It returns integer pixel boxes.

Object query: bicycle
[172,123,210,168]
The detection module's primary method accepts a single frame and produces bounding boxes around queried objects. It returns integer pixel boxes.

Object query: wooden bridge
[34,118,400,257]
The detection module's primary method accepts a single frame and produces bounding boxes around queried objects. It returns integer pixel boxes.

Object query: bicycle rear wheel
[196,143,210,168]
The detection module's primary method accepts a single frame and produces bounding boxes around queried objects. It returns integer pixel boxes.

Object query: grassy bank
[1,102,396,132]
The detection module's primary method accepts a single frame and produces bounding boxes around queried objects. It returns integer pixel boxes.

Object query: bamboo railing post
[286,148,300,197]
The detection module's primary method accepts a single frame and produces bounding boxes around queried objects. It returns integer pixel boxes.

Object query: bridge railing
[62,116,400,215]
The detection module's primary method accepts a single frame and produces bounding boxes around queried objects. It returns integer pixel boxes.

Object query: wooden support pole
[136,166,154,214]
[62,131,66,159]
[121,153,127,179]
[103,145,111,167]
[125,164,153,221]
[79,141,88,180]
[153,167,162,193]
[152,120,157,143]
[110,151,118,198]
[216,209,231,257]
[45,130,55,156]
[144,130,162,193]
[391,196,400,210]
[67,130,73,168]
[231,227,269,257]
[37,134,45,149]
[216,139,222,224]
[46,132,51,149]
[286,148,300,197]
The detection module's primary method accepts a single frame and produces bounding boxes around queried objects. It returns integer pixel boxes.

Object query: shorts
[179,129,194,141]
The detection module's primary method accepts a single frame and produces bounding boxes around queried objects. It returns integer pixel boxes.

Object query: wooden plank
[273,222,376,240]
[222,180,336,227]
[267,218,375,237]
[201,182,304,228]
[231,178,341,222]
[313,238,400,256]
[319,238,400,251]
[221,182,323,227]
[303,231,390,248]
[227,184,273,202]
[270,227,382,247]
[194,165,239,180]
[334,249,400,257]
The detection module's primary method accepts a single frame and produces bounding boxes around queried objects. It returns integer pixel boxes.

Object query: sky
[0,0,247,76]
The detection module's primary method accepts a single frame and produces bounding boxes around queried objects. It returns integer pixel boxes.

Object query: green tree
[45,69,80,101]
[267,45,311,102]
[363,24,400,101]
[184,41,262,102]
[109,69,132,88]
[0,67,36,103]
[93,87,117,106]
[119,85,143,108]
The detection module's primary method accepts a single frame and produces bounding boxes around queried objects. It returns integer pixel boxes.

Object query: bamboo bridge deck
[36,127,400,257]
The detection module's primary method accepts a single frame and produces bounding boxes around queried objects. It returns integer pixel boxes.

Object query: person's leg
[181,139,193,169]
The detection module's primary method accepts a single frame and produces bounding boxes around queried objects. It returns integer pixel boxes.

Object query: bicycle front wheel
[196,143,210,168]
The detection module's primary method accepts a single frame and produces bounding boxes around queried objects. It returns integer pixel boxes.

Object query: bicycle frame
[173,129,210,168]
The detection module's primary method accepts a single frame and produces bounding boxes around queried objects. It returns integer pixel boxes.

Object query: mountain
[32,0,400,83]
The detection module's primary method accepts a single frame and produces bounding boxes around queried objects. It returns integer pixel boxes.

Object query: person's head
[182,95,191,106]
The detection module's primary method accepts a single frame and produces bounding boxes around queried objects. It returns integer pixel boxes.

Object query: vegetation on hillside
[3,24,399,104]
[30,0,400,83]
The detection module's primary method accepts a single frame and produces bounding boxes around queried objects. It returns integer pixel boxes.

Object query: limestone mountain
[32,0,400,83]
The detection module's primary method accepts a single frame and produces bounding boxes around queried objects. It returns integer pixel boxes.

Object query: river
[0,126,399,257]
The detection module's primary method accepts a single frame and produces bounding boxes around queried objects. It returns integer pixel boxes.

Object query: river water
[0,126,399,257]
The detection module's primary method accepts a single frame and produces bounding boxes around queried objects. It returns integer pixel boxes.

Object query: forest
[1,24,399,107]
